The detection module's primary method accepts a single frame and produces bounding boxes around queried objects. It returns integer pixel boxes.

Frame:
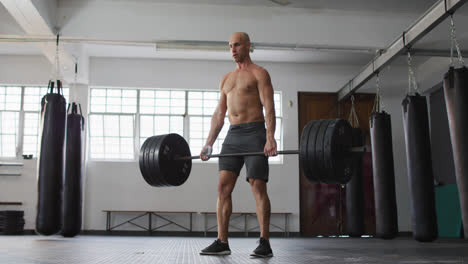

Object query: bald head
[229,32,251,63]
[230,32,250,43]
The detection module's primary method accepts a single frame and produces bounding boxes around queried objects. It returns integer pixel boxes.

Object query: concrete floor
[0,235,467,263]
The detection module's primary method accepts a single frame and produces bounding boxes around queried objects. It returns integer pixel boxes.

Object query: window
[0,86,69,158]
[88,88,283,162]
[139,90,185,147]
[0,86,21,157]
[88,89,137,159]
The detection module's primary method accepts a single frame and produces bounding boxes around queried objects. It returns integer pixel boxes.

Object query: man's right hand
[200,145,213,161]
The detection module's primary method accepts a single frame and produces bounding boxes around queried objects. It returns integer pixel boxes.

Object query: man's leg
[249,178,271,240]
[217,170,238,242]
[200,170,238,255]
[249,178,273,258]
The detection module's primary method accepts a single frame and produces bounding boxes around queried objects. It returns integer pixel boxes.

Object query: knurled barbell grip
[175,146,368,161]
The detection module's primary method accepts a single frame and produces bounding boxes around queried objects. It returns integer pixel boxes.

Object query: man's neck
[236,58,253,70]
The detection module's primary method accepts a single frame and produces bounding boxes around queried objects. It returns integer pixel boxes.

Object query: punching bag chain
[450,15,465,67]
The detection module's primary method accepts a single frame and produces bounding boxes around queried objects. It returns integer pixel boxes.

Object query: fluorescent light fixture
[269,0,291,6]
[155,40,230,52]
[154,40,256,52]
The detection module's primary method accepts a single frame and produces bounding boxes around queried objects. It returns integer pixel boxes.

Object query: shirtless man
[199,32,277,258]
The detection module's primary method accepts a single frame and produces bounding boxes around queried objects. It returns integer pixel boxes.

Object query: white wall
[0,55,52,85]
[1,54,426,233]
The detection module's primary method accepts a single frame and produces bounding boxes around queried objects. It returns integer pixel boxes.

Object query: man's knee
[249,179,267,195]
[218,171,237,198]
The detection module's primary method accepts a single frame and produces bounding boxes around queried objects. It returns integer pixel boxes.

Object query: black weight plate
[139,137,153,185]
[141,135,165,187]
[325,119,353,184]
[308,120,325,183]
[323,119,340,182]
[141,136,158,186]
[158,134,192,186]
[315,119,331,183]
[306,120,327,183]
[150,135,170,186]
[148,136,167,186]
[299,120,314,180]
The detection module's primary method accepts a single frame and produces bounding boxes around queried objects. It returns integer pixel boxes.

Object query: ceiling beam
[337,0,468,101]
[0,0,84,84]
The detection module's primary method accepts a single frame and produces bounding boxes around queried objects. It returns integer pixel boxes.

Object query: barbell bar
[176,147,367,160]
[175,150,300,160]
[139,118,364,187]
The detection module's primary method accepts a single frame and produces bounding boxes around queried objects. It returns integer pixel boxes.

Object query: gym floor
[0,235,466,264]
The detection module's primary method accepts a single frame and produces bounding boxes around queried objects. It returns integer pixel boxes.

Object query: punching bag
[444,66,468,239]
[370,111,398,239]
[62,103,85,237]
[346,128,365,237]
[402,94,438,242]
[36,80,67,235]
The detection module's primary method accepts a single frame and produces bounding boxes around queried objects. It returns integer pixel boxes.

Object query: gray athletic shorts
[218,121,269,182]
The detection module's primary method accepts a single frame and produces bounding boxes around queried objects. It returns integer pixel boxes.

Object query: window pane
[89,112,134,160]
[154,116,169,135]
[104,115,119,137]
[0,87,21,111]
[140,115,154,138]
[188,91,219,115]
[140,115,184,147]
[0,111,19,157]
[120,115,134,137]
[274,92,282,117]
[89,115,104,136]
[23,87,69,112]
[139,90,186,115]
[189,116,228,156]
[89,88,137,114]
[23,113,40,156]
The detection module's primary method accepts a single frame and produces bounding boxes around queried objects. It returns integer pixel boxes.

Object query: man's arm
[205,90,227,146]
[200,76,228,160]
[257,68,277,156]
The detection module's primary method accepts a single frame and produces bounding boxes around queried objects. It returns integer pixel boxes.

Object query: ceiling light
[269,0,291,6]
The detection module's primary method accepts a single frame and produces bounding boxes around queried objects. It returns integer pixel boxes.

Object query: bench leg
[204,213,207,237]
[106,212,111,232]
[149,213,152,234]
[244,214,248,237]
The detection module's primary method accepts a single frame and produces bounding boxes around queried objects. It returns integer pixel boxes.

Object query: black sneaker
[200,239,231,255]
[250,238,273,258]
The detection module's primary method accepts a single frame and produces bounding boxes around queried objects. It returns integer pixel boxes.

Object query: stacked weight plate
[300,119,353,184]
[0,211,25,235]
[139,134,192,187]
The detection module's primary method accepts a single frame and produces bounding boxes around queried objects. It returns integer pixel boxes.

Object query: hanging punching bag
[402,94,438,242]
[444,66,468,239]
[370,111,398,239]
[346,128,365,237]
[62,103,85,237]
[36,80,67,235]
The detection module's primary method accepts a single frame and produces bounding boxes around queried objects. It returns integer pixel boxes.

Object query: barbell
[139,118,365,187]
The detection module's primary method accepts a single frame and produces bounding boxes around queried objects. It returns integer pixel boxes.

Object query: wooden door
[298,92,340,236]
[299,92,376,236]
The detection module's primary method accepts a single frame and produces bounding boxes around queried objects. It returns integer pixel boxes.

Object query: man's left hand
[264,138,277,157]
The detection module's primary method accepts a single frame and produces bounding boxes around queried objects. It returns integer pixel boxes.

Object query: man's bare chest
[223,72,258,94]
